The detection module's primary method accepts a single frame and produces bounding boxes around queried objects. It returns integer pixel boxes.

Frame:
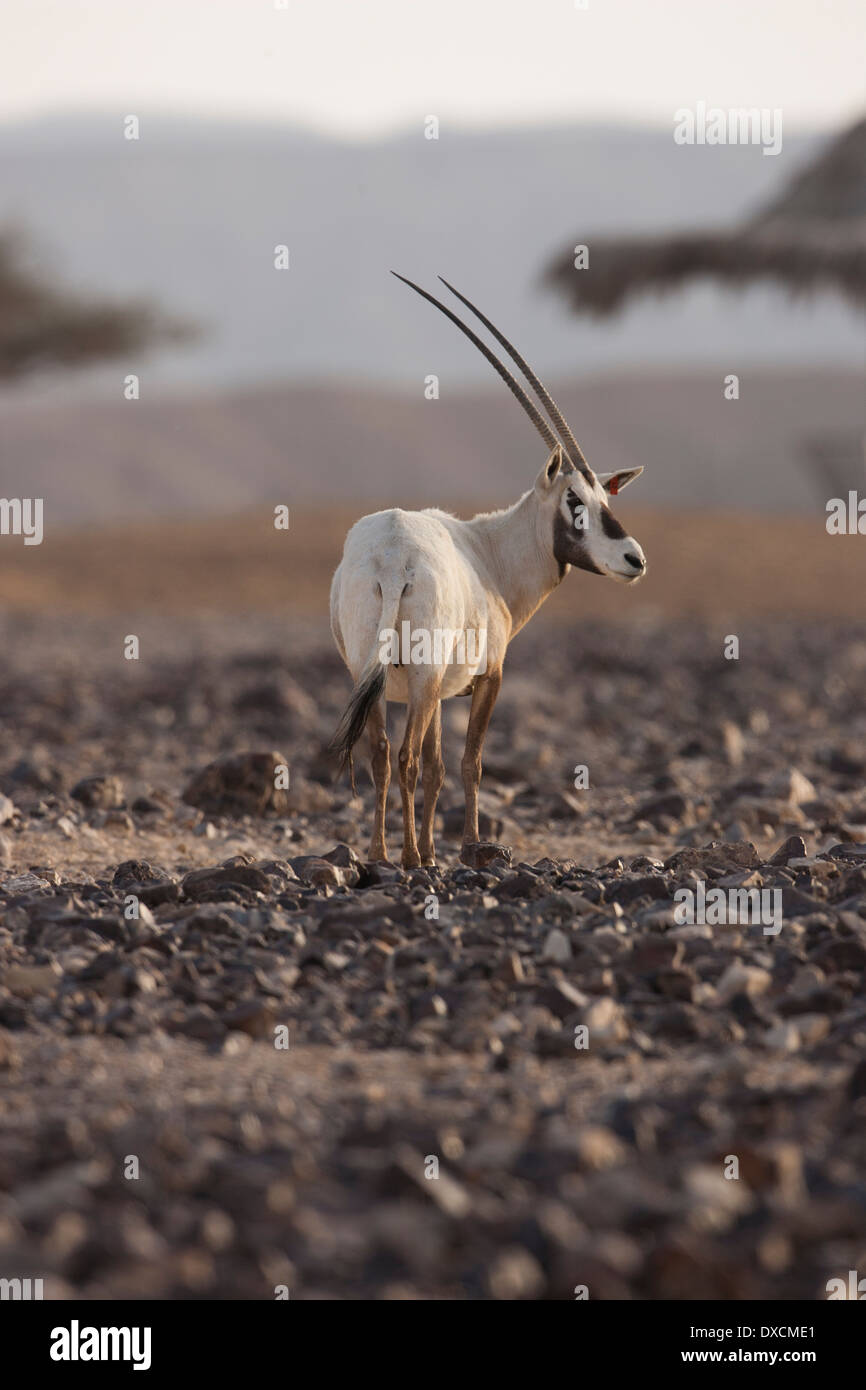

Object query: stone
[632,792,690,826]
[768,835,808,865]
[767,769,818,807]
[764,1021,801,1052]
[534,980,589,1019]
[574,1125,626,1171]
[1,872,52,896]
[826,842,866,862]
[541,928,571,963]
[182,751,291,817]
[70,775,125,810]
[495,951,525,984]
[780,887,823,918]
[112,860,173,888]
[811,937,866,972]
[721,721,744,767]
[583,998,628,1043]
[787,1013,830,1046]
[288,856,346,889]
[715,962,771,1005]
[462,842,513,870]
[846,1059,866,1100]
[182,864,271,900]
[5,962,62,997]
[222,1000,278,1039]
[606,875,671,906]
[487,1247,545,1300]
[665,840,760,874]
[0,1028,20,1070]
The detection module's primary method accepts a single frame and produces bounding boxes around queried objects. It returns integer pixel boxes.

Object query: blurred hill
[0,114,863,395]
[0,368,862,520]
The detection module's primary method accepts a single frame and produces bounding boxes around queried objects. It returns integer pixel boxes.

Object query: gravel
[0,612,864,1299]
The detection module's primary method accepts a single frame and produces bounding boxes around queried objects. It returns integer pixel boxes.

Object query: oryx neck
[471,489,563,635]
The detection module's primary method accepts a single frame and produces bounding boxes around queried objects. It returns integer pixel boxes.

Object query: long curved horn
[438,276,594,481]
[391,272,562,457]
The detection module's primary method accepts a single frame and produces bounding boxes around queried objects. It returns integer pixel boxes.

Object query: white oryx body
[330,275,647,869]
[331,507,499,705]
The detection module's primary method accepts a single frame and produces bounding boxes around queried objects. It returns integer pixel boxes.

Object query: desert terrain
[0,506,864,1299]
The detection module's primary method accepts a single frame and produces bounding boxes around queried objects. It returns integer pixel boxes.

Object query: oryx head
[392,273,646,584]
[537,445,645,583]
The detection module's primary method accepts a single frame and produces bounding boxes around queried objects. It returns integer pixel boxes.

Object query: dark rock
[768,835,808,865]
[132,881,181,907]
[361,861,408,886]
[665,840,761,873]
[0,756,65,794]
[727,991,774,1028]
[533,981,589,1019]
[605,875,671,907]
[630,938,685,973]
[112,860,173,889]
[825,842,866,862]
[631,792,690,826]
[322,843,364,872]
[781,887,824,917]
[182,864,272,900]
[653,967,696,1001]
[544,791,585,821]
[288,856,346,889]
[182,751,291,817]
[232,678,317,722]
[828,748,865,776]
[461,842,513,870]
[778,986,849,1016]
[221,999,278,1038]
[651,1004,714,1041]
[811,938,866,972]
[847,1059,866,1100]
[165,1006,227,1043]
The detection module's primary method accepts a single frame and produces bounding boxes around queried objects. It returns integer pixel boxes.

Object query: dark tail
[329,663,386,779]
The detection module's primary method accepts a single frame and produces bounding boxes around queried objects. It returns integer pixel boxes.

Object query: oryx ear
[535,443,565,491]
[597,467,644,496]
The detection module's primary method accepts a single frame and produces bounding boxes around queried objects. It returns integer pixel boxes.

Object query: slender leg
[398,685,440,870]
[460,667,502,864]
[367,697,390,862]
[418,701,444,866]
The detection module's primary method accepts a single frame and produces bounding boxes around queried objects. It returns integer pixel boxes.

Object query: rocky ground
[0,611,865,1299]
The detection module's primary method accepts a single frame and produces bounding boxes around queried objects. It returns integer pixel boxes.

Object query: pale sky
[3,0,864,137]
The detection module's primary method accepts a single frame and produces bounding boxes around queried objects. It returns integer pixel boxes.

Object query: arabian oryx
[330,275,646,868]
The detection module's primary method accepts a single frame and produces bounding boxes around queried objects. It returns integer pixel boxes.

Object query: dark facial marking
[553,508,604,577]
[600,506,627,541]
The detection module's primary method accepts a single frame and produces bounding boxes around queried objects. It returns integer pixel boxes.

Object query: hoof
[401,851,422,870]
[460,841,513,869]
